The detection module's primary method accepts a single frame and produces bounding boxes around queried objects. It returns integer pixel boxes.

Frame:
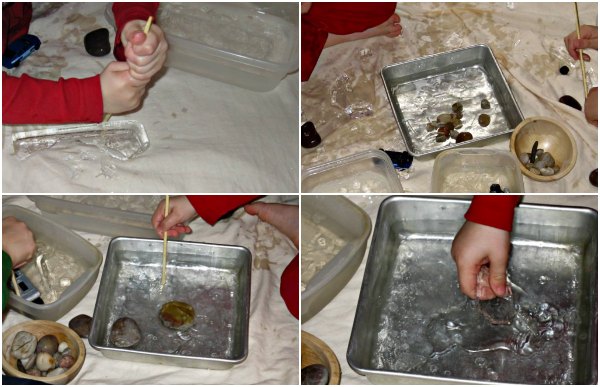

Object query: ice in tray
[10,120,149,161]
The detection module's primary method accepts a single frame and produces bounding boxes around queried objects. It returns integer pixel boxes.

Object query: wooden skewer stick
[103,16,154,123]
[160,194,170,290]
[11,272,21,297]
[574,2,589,97]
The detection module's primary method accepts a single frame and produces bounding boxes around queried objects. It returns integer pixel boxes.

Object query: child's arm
[451,196,521,299]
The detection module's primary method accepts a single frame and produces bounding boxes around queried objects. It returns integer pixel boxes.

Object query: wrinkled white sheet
[301,2,598,193]
[2,2,298,193]
[2,195,299,384]
[301,194,597,384]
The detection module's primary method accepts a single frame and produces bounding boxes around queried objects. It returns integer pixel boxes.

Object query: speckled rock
[36,352,56,372]
[36,335,58,354]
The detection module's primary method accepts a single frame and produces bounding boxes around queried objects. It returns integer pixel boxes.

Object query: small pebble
[455,110,463,119]
[478,114,491,127]
[69,314,93,338]
[26,369,42,377]
[435,133,447,142]
[110,317,141,348]
[36,335,58,354]
[53,352,62,366]
[558,95,582,111]
[301,364,330,385]
[455,132,473,143]
[489,184,503,193]
[20,355,36,371]
[518,153,530,164]
[452,102,463,113]
[530,167,541,175]
[437,113,454,124]
[47,367,66,377]
[59,354,75,369]
[58,342,69,353]
[540,167,555,176]
[17,359,27,373]
[11,331,37,359]
[426,122,436,131]
[559,66,569,75]
[301,121,321,148]
[159,301,196,330]
[590,169,598,186]
[452,118,463,129]
[449,129,459,139]
[481,99,491,109]
[437,126,451,137]
[36,352,56,372]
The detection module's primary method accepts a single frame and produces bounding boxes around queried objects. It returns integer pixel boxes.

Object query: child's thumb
[488,261,507,297]
[128,30,147,46]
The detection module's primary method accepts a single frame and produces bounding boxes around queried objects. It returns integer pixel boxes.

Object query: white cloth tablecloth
[301,2,598,193]
[301,194,597,384]
[3,3,298,193]
[2,195,298,384]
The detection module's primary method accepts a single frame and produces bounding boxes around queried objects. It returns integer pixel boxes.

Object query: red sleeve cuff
[112,2,159,61]
[186,195,263,226]
[464,195,522,231]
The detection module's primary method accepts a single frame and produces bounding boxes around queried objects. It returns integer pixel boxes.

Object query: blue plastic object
[3,34,41,69]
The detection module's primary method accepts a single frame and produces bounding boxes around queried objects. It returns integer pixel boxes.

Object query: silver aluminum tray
[348,197,597,384]
[382,45,523,157]
[89,237,251,369]
[10,120,149,161]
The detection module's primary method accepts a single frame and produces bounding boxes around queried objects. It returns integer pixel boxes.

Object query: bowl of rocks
[2,320,86,384]
[510,116,577,182]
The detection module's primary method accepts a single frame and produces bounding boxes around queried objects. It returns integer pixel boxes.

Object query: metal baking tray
[89,237,251,369]
[10,120,149,160]
[348,197,597,384]
[382,45,523,157]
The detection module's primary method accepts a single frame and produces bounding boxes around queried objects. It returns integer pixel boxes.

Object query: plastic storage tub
[431,148,525,193]
[27,195,181,240]
[3,205,102,320]
[89,237,251,369]
[302,150,404,193]
[154,3,298,91]
[301,196,372,322]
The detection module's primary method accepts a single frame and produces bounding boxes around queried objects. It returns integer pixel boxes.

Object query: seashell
[478,114,490,127]
[11,331,37,360]
[110,317,141,348]
[36,335,58,354]
[159,301,196,330]
[47,367,66,377]
[455,132,473,143]
[36,352,56,372]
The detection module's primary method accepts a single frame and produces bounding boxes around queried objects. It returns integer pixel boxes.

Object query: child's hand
[151,196,196,238]
[244,202,299,248]
[3,216,36,269]
[100,61,146,114]
[122,20,168,82]
[451,221,510,300]
[584,87,598,126]
[564,25,598,61]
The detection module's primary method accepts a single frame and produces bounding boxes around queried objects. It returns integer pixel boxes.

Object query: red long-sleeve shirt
[186,196,299,320]
[2,2,158,124]
[465,196,522,231]
[302,3,397,81]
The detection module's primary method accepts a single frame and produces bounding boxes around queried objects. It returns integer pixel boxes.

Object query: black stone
[558,95,582,111]
[301,121,321,148]
[489,184,503,193]
[529,140,538,163]
[84,28,111,57]
[559,66,569,75]
[301,364,330,385]
[590,169,598,187]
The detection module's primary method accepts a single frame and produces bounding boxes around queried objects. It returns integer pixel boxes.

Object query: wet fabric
[301,3,397,81]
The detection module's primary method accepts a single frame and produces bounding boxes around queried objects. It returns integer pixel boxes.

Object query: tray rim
[381,44,524,157]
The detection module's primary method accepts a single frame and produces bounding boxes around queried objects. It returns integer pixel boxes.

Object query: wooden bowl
[302,331,341,385]
[3,320,86,384]
[510,116,577,182]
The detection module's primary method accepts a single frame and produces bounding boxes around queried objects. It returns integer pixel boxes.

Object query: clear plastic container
[153,3,298,91]
[27,195,180,240]
[431,148,525,193]
[301,196,372,323]
[4,205,102,320]
[302,150,404,193]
